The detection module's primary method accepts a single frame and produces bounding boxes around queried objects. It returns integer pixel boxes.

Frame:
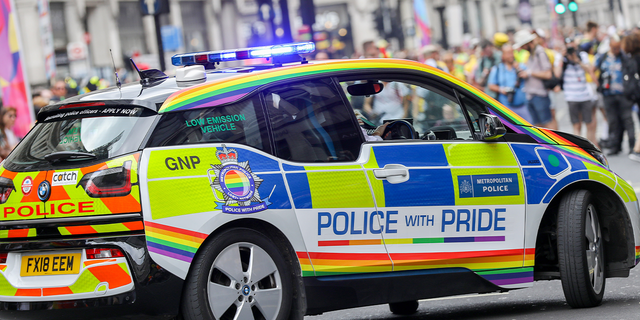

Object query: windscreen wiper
[44,151,97,163]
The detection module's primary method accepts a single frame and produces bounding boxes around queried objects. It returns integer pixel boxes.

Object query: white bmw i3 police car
[0,43,638,320]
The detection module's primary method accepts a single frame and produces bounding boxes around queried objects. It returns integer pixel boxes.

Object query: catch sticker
[51,171,78,186]
[458,174,519,198]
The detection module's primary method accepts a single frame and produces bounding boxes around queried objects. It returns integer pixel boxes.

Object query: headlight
[588,150,609,168]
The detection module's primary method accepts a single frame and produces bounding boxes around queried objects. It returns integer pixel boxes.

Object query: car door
[263,78,392,276]
[344,78,528,287]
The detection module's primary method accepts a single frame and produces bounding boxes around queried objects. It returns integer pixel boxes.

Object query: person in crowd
[314,51,330,60]
[442,52,465,80]
[363,41,380,59]
[363,81,411,124]
[494,33,510,49]
[474,39,500,97]
[513,30,554,127]
[422,45,448,72]
[623,33,640,161]
[580,39,608,149]
[32,96,49,116]
[581,21,600,53]
[0,107,18,159]
[596,35,634,155]
[547,40,566,130]
[487,44,532,122]
[562,41,599,147]
[50,80,67,103]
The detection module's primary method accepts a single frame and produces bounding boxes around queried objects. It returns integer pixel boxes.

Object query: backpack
[622,54,640,101]
[539,50,560,90]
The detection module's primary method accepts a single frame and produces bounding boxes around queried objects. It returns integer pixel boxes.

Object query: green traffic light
[555,3,566,14]
[568,1,578,12]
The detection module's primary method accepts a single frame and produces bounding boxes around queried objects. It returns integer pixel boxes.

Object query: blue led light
[220,52,237,61]
[170,42,316,67]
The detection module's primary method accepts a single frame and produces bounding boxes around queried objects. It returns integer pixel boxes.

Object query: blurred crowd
[3,22,640,163]
[316,21,640,162]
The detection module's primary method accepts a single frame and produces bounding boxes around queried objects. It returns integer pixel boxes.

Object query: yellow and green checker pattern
[0,153,142,222]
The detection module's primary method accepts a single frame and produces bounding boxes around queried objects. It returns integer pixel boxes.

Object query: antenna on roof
[109,49,122,98]
[130,58,168,87]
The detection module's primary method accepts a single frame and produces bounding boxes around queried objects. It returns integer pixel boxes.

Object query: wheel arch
[184,218,307,319]
[534,180,636,279]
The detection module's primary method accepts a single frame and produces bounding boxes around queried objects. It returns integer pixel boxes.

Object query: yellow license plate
[20,253,82,277]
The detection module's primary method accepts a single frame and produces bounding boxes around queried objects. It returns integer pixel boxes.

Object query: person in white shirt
[561,43,599,146]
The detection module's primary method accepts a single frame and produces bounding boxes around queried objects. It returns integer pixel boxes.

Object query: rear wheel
[557,190,605,308]
[182,228,293,320]
[389,300,419,315]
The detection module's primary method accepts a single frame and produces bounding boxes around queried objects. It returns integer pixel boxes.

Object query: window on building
[146,96,270,153]
[118,2,148,55]
[264,78,363,162]
[180,1,210,52]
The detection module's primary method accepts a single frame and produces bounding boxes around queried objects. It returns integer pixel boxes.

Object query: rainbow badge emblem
[208,145,269,214]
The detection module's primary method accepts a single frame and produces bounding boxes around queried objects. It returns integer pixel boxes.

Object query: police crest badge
[208,145,268,214]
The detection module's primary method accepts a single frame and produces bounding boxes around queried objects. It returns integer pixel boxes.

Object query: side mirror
[477,114,506,141]
[347,81,384,96]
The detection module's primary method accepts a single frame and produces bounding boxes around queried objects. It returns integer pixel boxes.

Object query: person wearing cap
[422,45,448,72]
[494,33,509,49]
[513,30,553,127]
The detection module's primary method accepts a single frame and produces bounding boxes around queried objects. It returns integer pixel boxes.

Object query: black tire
[557,189,605,308]
[181,228,293,320]
[389,300,419,315]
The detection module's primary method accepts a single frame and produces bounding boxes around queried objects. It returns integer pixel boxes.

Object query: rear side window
[264,78,363,162]
[147,96,269,152]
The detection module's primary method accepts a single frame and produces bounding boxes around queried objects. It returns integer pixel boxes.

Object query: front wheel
[181,228,293,320]
[557,190,605,308]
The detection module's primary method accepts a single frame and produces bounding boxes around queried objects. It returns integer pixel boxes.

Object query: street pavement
[307,101,640,320]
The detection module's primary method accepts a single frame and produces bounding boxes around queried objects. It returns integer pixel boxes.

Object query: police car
[0,42,638,320]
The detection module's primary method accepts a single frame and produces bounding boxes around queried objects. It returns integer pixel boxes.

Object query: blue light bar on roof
[171,42,316,67]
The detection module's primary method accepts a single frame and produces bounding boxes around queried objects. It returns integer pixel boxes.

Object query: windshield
[4,113,156,171]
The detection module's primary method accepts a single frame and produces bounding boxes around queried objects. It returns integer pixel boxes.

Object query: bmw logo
[242,285,250,296]
[37,181,51,202]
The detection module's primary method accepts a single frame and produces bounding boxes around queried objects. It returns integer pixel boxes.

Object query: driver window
[264,78,363,163]
[340,79,473,140]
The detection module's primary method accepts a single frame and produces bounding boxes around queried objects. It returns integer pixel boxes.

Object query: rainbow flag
[0,0,34,137]
[414,0,431,47]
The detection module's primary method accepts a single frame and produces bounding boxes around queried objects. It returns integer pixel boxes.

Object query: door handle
[373,164,409,184]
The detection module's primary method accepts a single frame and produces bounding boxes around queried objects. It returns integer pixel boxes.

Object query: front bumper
[0,235,183,319]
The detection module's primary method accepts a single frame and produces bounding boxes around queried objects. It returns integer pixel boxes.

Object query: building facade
[14,0,640,88]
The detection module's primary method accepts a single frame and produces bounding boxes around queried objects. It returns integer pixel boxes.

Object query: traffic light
[568,1,578,12]
[555,2,566,14]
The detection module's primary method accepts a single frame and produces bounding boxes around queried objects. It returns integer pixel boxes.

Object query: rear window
[4,108,156,171]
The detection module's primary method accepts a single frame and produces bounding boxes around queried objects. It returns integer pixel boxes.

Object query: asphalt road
[305,270,640,320]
